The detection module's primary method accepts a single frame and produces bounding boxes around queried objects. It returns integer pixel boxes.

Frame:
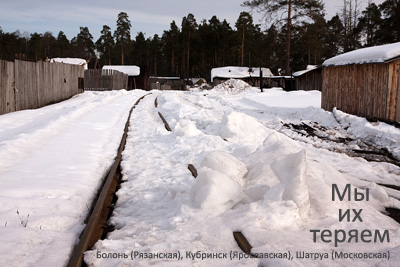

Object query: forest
[0,0,399,80]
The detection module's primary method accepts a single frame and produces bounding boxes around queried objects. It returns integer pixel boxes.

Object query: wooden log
[188,164,198,178]
[158,112,172,132]
[233,231,253,255]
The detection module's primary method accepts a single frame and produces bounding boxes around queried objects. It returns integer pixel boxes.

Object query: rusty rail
[67,94,149,267]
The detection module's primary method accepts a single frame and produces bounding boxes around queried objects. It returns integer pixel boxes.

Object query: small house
[292,65,322,91]
[322,42,400,122]
[102,65,147,90]
[265,75,295,91]
[211,66,273,87]
[147,77,186,91]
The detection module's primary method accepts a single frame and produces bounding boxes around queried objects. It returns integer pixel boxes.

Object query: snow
[50,57,88,69]
[212,79,252,95]
[103,65,140,76]
[0,90,147,266]
[292,65,318,77]
[150,76,181,79]
[323,42,400,66]
[333,108,400,161]
[211,66,273,82]
[0,80,399,266]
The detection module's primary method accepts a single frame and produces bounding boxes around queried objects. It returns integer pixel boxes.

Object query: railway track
[66,93,257,266]
[67,94,149,267]
[67,92,400,266]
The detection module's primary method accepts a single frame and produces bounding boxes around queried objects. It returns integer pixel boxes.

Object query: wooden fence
[0,59,84,116]
[84,69,128,91]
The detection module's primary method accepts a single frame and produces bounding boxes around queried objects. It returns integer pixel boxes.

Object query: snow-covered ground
[0,90,147,266]
[0,80,399,266]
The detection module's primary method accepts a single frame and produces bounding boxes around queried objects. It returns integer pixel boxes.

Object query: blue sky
[0,0,385,40]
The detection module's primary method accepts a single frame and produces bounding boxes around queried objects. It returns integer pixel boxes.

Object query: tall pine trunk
[241,28,245,66]
[171,49,175,76]
[121,45,124,65]
[187,31,190,78]
[286,0,292,74]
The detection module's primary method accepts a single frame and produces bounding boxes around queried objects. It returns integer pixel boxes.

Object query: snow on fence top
[323,42,400,66]
[102,65,140,76]
[211,66,273,82]
[51,58,88,69]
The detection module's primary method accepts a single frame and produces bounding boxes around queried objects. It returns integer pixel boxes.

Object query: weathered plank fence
[84,69,128,91]
[0,59,84,116]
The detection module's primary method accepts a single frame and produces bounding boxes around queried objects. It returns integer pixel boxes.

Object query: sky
[0,0,385,41]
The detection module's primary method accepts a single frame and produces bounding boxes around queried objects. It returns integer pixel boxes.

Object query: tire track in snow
[67,93,151,267]
[0,92,125,171]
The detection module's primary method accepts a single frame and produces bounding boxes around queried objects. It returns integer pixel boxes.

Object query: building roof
[51,58,88,69]
[149,76,181,80]
[323,42,400,66]
[102,65,140,76]
[292,65,318,77]
[211,66,273,82]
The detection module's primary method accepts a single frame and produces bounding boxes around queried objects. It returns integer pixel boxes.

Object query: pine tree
[55,31,70,58]
[181,14,198,78]
[132,32,147,66]
[357,2,382,46]
[219,20,234,67]
[76,27,95,59]
[378,0,400,43]
[42,32,56,59]
[341,0,362,51]
[0,29,26,61]
[28,33,44,61]
[162,21,181,76]
[148,34,161,76]
[96,25,114,65]
[242,0,324,74]
[114,12,131,65]
[235,12,256,67]
[324,15,344,57]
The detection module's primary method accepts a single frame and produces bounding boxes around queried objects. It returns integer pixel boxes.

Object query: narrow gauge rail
[67,94,149,267]
[67,92,400,266]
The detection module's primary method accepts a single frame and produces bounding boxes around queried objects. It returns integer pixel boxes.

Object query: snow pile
[323,42,400,66]
[191,134,312,220]
[218,110,272,154]
[212,79,252,94]
[270,149,310,218]
[191,151,246,215]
